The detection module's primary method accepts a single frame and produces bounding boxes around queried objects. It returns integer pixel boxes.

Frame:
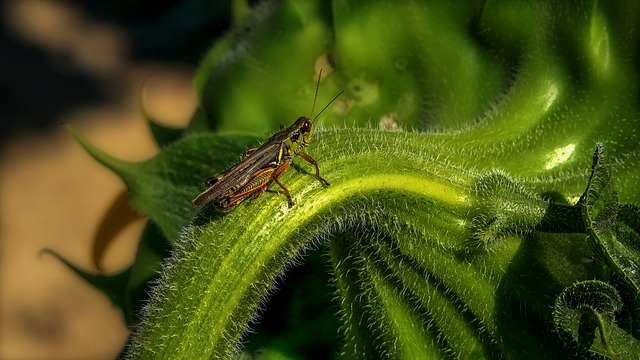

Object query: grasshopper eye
[302,119,312,133]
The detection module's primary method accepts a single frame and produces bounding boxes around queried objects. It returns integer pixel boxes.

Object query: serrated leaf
[553,280,640,358]
[580,144,640,294]
[68,124,260,241]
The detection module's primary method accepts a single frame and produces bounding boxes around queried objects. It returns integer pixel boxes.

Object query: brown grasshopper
[192,70,342,211]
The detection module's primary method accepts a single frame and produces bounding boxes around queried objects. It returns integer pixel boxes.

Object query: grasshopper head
[295,116,313,145]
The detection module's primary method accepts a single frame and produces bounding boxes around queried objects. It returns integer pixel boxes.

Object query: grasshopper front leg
[298,150,331,186]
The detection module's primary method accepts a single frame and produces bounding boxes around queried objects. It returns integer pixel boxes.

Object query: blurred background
[0,0,231,358]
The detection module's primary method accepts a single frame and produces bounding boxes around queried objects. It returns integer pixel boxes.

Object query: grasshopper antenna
[309,68,323,118]
[309,68,343,122]
[313,90,344,122]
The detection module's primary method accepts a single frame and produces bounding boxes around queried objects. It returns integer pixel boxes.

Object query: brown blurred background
[0,1,228,358]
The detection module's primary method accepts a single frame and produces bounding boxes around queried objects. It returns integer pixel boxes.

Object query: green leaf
[580,144,640,294]
[122,130,636,359]
[239,246,341,359]
[554,280,640,358]
[124,128,487,359]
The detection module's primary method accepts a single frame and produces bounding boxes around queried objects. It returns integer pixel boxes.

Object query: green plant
[56,0,640,358]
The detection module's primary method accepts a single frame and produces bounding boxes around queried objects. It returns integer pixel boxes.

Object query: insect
[192,70,343,211]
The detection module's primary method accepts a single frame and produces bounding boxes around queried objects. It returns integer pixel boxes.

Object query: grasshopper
[192,70,343,211]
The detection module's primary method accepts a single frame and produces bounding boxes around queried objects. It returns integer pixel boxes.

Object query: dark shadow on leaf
[494,232,585,359]
[93,190,145,271]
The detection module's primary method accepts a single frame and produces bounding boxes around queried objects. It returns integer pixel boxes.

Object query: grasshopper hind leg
[272,177,294,207]
[273,161,295,207]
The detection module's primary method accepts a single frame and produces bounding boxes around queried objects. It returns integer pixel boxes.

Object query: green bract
[57,0,640,359]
